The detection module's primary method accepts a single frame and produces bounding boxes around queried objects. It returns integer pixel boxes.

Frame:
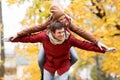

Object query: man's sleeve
[70,35,106,53]
[11,32,44,43]
[69,23,98,44]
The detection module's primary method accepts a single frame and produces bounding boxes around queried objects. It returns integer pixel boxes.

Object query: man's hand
[97,41,108,50]
[97,41,116,53]
[10,34,18,41]
[3,34,17,42]
[106,47,116,53]
[5,34,17,42]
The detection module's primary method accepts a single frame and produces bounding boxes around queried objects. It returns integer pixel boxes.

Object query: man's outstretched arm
[10,32,43,43]
[70,34,116,53]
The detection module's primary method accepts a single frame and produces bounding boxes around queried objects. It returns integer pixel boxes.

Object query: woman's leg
[38,45,45,80]
[70,47,78,66]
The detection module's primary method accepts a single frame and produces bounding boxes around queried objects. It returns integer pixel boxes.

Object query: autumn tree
[0,0,5,78]
[65,0,120,79]
[6,0,120,80]
[6,0,51,80]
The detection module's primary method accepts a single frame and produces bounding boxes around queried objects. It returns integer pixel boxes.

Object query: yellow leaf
[7,0,16,4]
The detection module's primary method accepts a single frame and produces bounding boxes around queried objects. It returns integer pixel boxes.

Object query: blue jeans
[38,45,78,80]
[44,69,69,80]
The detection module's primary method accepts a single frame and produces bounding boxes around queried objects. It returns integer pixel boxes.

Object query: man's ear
[51,31,56,37]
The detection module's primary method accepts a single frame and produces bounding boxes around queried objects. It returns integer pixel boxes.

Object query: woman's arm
[50,5,98,44]
[16,16,52,37]
[69,23,98,44]
[17,23,46,37]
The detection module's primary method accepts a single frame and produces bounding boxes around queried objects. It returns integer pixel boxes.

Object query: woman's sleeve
[69,23,98,44]
[17,16,52,37]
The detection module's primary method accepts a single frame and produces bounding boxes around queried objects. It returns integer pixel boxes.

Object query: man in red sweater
[9,21,115,80]
[10,5,110,80]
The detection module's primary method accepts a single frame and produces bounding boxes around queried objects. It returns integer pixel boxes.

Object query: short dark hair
[49,21,65,33]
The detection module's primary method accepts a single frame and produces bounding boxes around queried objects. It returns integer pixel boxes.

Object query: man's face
[52,28,65,41]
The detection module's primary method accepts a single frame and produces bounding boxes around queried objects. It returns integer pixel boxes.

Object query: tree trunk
[95,55,102,80]
[0,1,5,77]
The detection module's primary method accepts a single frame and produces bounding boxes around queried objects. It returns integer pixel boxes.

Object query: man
[9,21,115,80]
[10,5,112,80]
[38,44,78,80]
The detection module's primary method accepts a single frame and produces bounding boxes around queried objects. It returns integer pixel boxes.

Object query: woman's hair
[49,21,65,33]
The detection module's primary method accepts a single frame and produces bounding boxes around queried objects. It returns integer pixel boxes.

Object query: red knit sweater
[11,30,106,75]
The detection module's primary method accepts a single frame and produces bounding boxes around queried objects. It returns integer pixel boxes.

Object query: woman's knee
[38,45,45,64]
[70,47,78,64]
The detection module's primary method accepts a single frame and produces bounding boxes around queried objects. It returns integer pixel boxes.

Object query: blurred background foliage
[0,0,119,80]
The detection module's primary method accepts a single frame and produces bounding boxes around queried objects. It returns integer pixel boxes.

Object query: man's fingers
[97,41,109,50]
[10,37,15,41]
[106,48,117,53]
[111,48,117,53]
